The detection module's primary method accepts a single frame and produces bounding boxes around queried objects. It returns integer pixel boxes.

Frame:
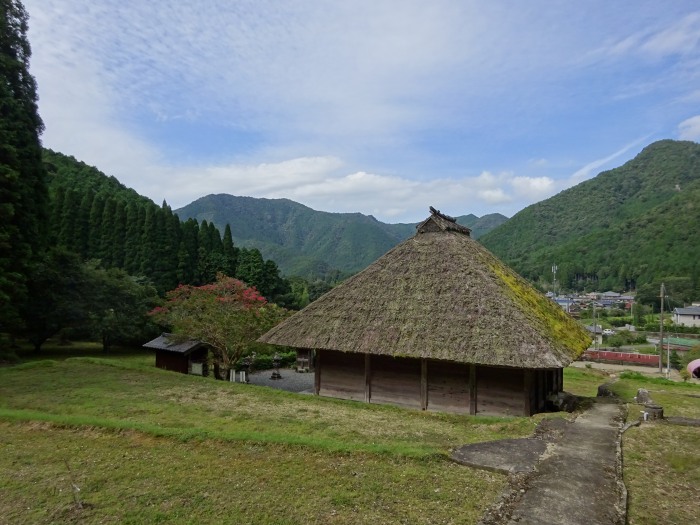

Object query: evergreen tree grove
[0,0,49,327]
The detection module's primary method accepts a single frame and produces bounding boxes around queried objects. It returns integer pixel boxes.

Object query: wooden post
[314,350,321,395]
[469,364,477,415]
[420,359,428,410]
[523,369,533,416]
[365,353,371,403]
[558,368,564,393]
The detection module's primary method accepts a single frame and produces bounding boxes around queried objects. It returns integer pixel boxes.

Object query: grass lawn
[2,346,697,524]
[0,348,536,524]
[610,372,700,525]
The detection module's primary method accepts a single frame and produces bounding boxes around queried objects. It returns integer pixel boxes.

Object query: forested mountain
[176,195,506,278]
[455,213,509,239]
[44,150,290,301]
[480,140,700,297]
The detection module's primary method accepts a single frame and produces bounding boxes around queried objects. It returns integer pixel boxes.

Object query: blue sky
[25,1,700,223]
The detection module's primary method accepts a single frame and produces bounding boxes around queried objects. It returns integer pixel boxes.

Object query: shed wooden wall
[316,349,564,416]
[155,351,189,374]
[155,348,208,376]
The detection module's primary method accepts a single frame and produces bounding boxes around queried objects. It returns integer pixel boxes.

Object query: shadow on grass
[15,341,146,358]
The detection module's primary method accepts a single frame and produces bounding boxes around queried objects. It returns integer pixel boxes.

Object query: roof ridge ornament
[429,206,457,223]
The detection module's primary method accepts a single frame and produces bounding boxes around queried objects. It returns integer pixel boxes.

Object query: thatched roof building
[259,207,590,415]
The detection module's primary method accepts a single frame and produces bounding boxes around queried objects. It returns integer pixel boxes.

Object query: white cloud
[152,162,530,222]
[568,137,650,183]
[21,1,700,225]
[510,176,555,199]
[477,189,512,205]
[597,11,700,60]
[152,156,344,205]
[26,0,486,145]
[678,115,700,140]
[640,12,700,58]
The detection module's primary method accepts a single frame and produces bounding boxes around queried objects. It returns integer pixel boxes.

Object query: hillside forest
[0,1,315,358]
[480,140,700,305]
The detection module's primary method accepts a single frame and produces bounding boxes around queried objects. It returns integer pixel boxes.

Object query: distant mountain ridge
[175,195,507,278]
[480,139,700,294]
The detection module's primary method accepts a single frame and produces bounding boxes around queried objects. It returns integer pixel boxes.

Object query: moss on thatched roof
[259,210,590,368]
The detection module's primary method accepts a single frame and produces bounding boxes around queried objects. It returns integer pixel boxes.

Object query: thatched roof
[259,208,590,368]
[143,333,205,355]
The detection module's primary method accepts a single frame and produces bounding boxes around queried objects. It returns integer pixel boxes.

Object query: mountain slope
[176,196,506,278]
[175,195,408,278]
[457,213,509,238]
[480,139,700,292]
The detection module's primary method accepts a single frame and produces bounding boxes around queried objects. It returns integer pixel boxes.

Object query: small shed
[143,333,209,376]
[259,207,590,416]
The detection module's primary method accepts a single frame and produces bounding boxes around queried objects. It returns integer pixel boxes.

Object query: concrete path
[474,399,627,525]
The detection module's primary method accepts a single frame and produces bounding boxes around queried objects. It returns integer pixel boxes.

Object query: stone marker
[634,388,653,404]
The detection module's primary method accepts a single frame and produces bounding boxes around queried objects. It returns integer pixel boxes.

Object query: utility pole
[593,303,598,352]
[552,264,558,297]
[659,283,665,373]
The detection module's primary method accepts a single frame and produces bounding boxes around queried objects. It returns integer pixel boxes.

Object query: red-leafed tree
[150,274,288,380]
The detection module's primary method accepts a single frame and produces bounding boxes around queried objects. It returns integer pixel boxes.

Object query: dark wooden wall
[316,349,564,416]
[155,351,189,374]
[476,366,524,416]
[427,360,470,414]
[155,348,208,376]
[371,355,421,409]
[318,349,365,401]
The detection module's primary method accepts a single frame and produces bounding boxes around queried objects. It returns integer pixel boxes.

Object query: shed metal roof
[143,333,205,355]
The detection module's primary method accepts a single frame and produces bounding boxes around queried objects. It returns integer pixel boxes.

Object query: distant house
[143,333,209,376]
[259,207,590,416]
[673,306,700,328]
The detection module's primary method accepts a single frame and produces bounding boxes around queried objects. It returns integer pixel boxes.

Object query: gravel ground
[247,368,314,393]
[569,361,689,381]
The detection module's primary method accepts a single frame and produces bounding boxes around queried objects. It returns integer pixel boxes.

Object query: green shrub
[609,337,623,348]
[679,368,691,382]
[681,345,700,368]
[607,330,649,348]
[619,370,698,388]
[609,318,629,327]
[246,350,297,371]
[0,348,20,364]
